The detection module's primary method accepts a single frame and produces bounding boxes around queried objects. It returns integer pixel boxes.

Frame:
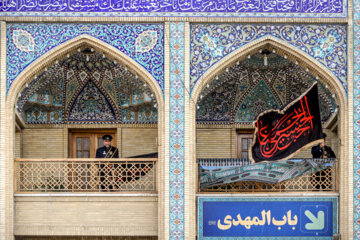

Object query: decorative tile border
[169,22,185,240]
[190,24,347,93]
[0,22,4,239]
[0,0,347,18]
[198,196,339,240]
[354,0,360,237]
[6,23,164,93]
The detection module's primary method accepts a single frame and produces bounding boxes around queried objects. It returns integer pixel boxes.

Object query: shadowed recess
[17,48,158,124]
[196,53,337,124]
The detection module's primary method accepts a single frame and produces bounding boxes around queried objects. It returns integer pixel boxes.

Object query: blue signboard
[198,197,338,239]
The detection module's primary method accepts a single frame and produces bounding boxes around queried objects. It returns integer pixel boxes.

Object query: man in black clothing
[96,135,119,190]
[311,133,336,190]
[96,134,119,158]
[311,133,336,159]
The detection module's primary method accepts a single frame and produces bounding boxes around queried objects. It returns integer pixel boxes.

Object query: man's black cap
[102,134,113,141]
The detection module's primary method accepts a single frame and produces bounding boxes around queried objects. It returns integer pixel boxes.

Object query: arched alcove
[5,35,165,238]
[188,37,348,239]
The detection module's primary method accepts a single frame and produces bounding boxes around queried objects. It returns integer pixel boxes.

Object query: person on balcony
[96,135,119,190]
[311,133,336,159]
[311,133,336,190]
[96,135,119,158]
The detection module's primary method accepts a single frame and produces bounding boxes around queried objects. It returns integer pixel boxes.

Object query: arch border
[192,36,347,101]
[8,34,163,101]
[5,34,165,239]
[188,36,349,239]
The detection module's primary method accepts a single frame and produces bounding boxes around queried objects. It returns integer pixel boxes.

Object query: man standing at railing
[311,133,336,159]
[311,133,336,190]
[96,135,119,158]
[96,135,119,190]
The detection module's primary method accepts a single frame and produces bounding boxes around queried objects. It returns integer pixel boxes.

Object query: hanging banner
[199,158,335,189]
[251,83,323,163]
[198,197,338,239]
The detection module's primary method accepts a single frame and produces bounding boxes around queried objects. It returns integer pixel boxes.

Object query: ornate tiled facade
[7,23,164,93]
[0,2,353,239]
[169,22,185,240]
[190,24,347,92]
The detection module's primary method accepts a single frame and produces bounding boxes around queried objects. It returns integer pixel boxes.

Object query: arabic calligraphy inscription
[0,0,344,14]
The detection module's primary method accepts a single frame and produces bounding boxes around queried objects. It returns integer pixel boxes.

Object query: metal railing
[15,158,157,193]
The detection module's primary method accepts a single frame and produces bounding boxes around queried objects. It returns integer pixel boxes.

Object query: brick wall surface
[121,129,157,158]
[196,128,338,159]
[15,132,21,158]
[14,196,158,237]
[196,129,232,158]
[22,129,64,158]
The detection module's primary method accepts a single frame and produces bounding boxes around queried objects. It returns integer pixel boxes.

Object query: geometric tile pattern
[190,24,347,92]
[354,0,360,237]
[17,50,157,124]
[6,23,164,93]
[169,22,185,240]
[0,0,347,18]
[196,53,337,124]
[68,80,117,122]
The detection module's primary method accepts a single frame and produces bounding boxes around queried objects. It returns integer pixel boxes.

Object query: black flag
[250,83,323,163]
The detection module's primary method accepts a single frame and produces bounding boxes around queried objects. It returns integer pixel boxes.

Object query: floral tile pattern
[169,22,185,240]
[7,23,164,93]
[190,24,347,93]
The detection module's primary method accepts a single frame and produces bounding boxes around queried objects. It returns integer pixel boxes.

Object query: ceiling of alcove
[17,48,158,124]
[196,53,337,124]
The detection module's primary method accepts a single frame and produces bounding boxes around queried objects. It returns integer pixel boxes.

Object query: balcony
[15,158,157,193]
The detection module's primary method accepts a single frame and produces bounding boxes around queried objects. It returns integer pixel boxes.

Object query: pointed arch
[191,35,346,106]
[188,35,349,239]
[8,34,163,105]
[5,34,165,238]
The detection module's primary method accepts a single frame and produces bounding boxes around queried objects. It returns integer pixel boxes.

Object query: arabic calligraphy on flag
[251,83,323,162]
